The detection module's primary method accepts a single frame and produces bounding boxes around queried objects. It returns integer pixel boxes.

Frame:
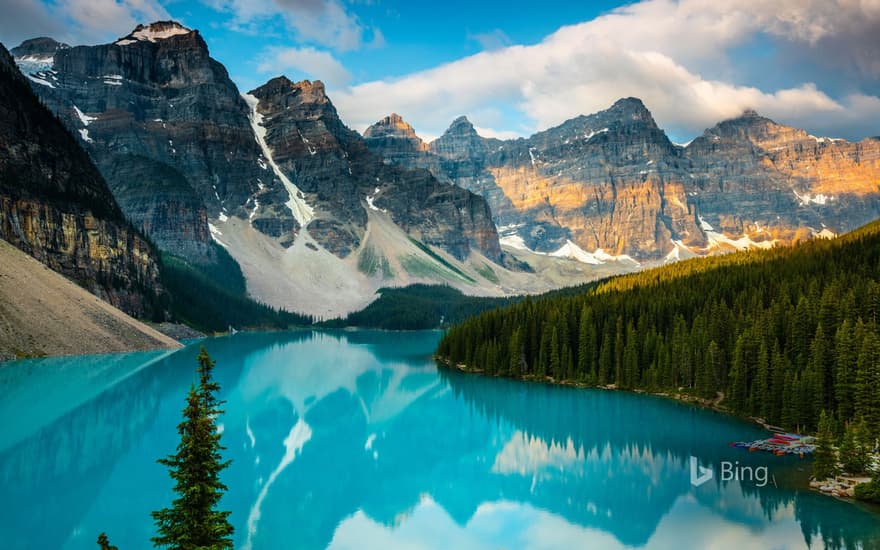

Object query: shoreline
[435,355,875,505]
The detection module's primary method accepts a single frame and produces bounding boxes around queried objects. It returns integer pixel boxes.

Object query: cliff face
[369,101,880,261]
[14,23,503,269]
[0,42,165,318]
[12,22,296,262]
[685,111,880,240]
[247,77,501,262]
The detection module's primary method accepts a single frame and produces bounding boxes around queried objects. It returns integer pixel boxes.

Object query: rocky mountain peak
[10,37,68,58]
[447,115,478,135]
[605,97,656,125]
[700,109,805,147]
[363,113,429,159]
[115,21,194,45]
[251,77,330,110]
[364,113,421,140]
[429,115,488,160]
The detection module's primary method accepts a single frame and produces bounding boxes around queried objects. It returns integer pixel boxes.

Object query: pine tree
[856,332,880,432]
[835,320,857,420]
[549,327,561,379]
[839,418,871,475]
[153,347,234,550]
[812,410,839,481]
[508,327,523,376]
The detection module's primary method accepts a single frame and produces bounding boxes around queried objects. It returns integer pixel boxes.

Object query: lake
[1,330,879,549]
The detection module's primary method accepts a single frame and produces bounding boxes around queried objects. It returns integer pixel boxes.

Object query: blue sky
[2,0,879,143]
[193,1,624,90]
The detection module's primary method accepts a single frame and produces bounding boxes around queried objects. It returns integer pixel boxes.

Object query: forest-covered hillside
[437,221,880,434]
[161,244,312,332]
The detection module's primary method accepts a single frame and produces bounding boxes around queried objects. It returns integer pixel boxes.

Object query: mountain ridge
[11,24,529,317]
[366,101,880,262]
[11,20,880,318]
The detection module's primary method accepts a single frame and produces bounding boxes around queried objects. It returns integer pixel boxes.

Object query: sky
[2,0,879,143]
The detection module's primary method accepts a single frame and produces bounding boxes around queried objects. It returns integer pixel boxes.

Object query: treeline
[437,220,880,435]
[324,284,518,330]
[161,244,312,332]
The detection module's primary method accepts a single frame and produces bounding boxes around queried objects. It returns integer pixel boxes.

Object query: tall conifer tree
[152,347,234,550]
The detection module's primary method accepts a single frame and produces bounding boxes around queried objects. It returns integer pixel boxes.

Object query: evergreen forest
[437,220,880,435]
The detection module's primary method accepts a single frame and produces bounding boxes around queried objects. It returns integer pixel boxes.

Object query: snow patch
[704,229,775,251]
[810,135,845,144]
[501,235,638,265]
[25,73,55,88]
[500,234,529,250]
[698,215,715,232]
[664,240,693,264]
[593,248,636,263]
[242,93,314,227]
[73,106,96,126]
[550,240,603,265]
[15,54,54,76]
[78,128,93,143]
[794,191,833,206]
[365,186,387,213]
[585,128,609,140]
[117,23,191,44]
[218,212,228,222]
[208,223,229,248]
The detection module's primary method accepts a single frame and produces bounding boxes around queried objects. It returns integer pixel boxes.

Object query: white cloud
[473,126,522,141]
[0,0,170,45]
[330,0,880,142]
[207,0,379,51]
[0,0,65,46]
[257,46,352,87]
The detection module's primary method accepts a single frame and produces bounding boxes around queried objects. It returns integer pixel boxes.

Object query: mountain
[17,21,878,319]
[206,76,525,318]
[13,23,542,318]
[243,77,500,261]
[0,41,166,318]
[10,21,296,263]
[685,110,880,243]
[367,100,880,262]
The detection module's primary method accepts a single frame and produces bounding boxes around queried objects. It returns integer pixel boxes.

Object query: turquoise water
[1,330,879,549]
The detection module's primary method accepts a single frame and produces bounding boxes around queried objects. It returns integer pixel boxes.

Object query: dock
[730,432,816,457]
